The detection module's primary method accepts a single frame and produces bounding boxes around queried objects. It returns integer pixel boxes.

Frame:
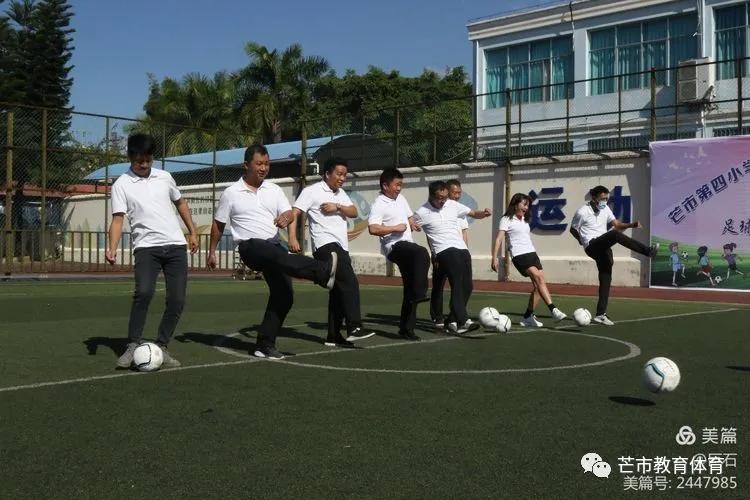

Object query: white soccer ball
[715,275,723,284]
[495,314,512,334]
[680,251,688,260]
[478,306,501,329]
[573,308,592,327]
[642,357,681,393]
[133,342,163,372]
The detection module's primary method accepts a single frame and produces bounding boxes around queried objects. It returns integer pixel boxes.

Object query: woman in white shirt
[491,193,567,327]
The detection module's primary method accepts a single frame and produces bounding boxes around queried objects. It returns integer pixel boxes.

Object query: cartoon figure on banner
[722,242,745,280]
[669,242,686,287]
[696,245,715,286]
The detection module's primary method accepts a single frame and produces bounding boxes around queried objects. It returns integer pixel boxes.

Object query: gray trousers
[128,244,188,346]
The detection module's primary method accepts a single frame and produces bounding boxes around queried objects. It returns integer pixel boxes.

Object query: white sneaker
[551,308,567,322]
[346,328,375,342]
[520,315,543,327]
[593,314,615,326]
[447,320,480,335]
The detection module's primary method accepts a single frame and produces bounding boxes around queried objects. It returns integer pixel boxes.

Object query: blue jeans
[128,245,187,345]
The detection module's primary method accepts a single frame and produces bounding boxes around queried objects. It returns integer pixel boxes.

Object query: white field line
[0,307,742,393]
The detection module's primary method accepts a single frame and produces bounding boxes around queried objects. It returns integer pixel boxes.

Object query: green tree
[129,71,252,156]
[235,42,329,143]
[0,1,17,101]
[2,0,75,188]
[306,66,472,166]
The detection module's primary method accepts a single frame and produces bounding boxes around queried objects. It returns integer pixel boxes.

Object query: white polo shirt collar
[368,193,414,256]
[293,180,353,251]
[214,178,291,244]
[110,168,186,250]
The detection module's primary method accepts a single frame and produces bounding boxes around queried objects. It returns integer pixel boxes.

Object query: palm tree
[235,42,329,143]
[128,71,253,156]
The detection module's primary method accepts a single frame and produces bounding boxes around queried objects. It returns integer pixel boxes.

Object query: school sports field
[1,279,748,498]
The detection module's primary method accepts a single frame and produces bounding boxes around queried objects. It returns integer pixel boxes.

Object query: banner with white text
[650,137,750,290]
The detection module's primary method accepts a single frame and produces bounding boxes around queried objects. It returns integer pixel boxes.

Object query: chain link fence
[303,58,750,165]
[0,103,249,275]
[3,58,749,274]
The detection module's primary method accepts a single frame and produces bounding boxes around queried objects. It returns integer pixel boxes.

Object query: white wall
[62,155,653,286]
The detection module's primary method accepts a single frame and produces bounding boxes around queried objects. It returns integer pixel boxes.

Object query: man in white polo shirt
[368,168,430,341]
[288,157,375,348]
[106,133,199,369]
[207,144,338,360]
[570,185,658,326]
[430,178,469,329]
[415,180,491,335]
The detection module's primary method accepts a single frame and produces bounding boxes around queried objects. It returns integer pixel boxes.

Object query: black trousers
[387,241,430,333]
[128,245,187,346]
[313,242,362,339]
[429,255,447,322]
[238,238,331,347]
[584,230,651,316]
[434,248,473,325]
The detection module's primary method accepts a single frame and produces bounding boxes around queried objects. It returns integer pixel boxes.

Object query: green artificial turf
[0,280,748,498]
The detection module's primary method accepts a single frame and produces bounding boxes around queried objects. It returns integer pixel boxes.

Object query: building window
[485,36,573,108]
[589,13,697,95]
[715,3,747,79]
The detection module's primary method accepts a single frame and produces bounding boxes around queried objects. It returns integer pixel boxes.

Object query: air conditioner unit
[677,58,714,103]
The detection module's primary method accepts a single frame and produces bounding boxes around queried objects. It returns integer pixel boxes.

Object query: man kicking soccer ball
[415,180,491,335]
[288,157,375,348]
[368,168,430,341]
[207,145,339,359]
[570,185,658,326]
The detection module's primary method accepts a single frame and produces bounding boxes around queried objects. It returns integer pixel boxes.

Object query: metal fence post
[161,123,167,170]
[650,67,657,142]
[737,57,743,134]
[361,112,366,170]
[472,94,478,161]
[104,116,110,236]
[565,83,571,153]
[432,106,437,164]
[674,65,680,137]
[650,68,656,141]
[394,107,400,168]
[211,132,217,216]
[517,91,522,156]
[503,88,512,279]
[505,89,512,160]
[300,121,308,189]
[4,111,14,276]
[618,74,623,149]
[41,109,48,271]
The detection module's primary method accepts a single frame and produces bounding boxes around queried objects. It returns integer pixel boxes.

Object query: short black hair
[244,144,269,162]
[379,168,403,191]
[589,185,610,199]
[429,180,448,199]
[446,179,461,189]
[323,157,348,176]
[127,133,156,157]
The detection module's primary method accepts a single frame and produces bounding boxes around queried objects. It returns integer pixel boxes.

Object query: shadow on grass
[175,332,252,352]
[83,336,129,356]
[175,323,323,350]
[364,312,441,337]
[726,365,750,372]
[609,396,655,406]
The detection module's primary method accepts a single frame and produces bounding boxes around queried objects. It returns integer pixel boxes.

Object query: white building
[468,0,749,157]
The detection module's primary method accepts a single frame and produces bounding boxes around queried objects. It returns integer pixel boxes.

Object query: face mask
[597,201,607,210]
